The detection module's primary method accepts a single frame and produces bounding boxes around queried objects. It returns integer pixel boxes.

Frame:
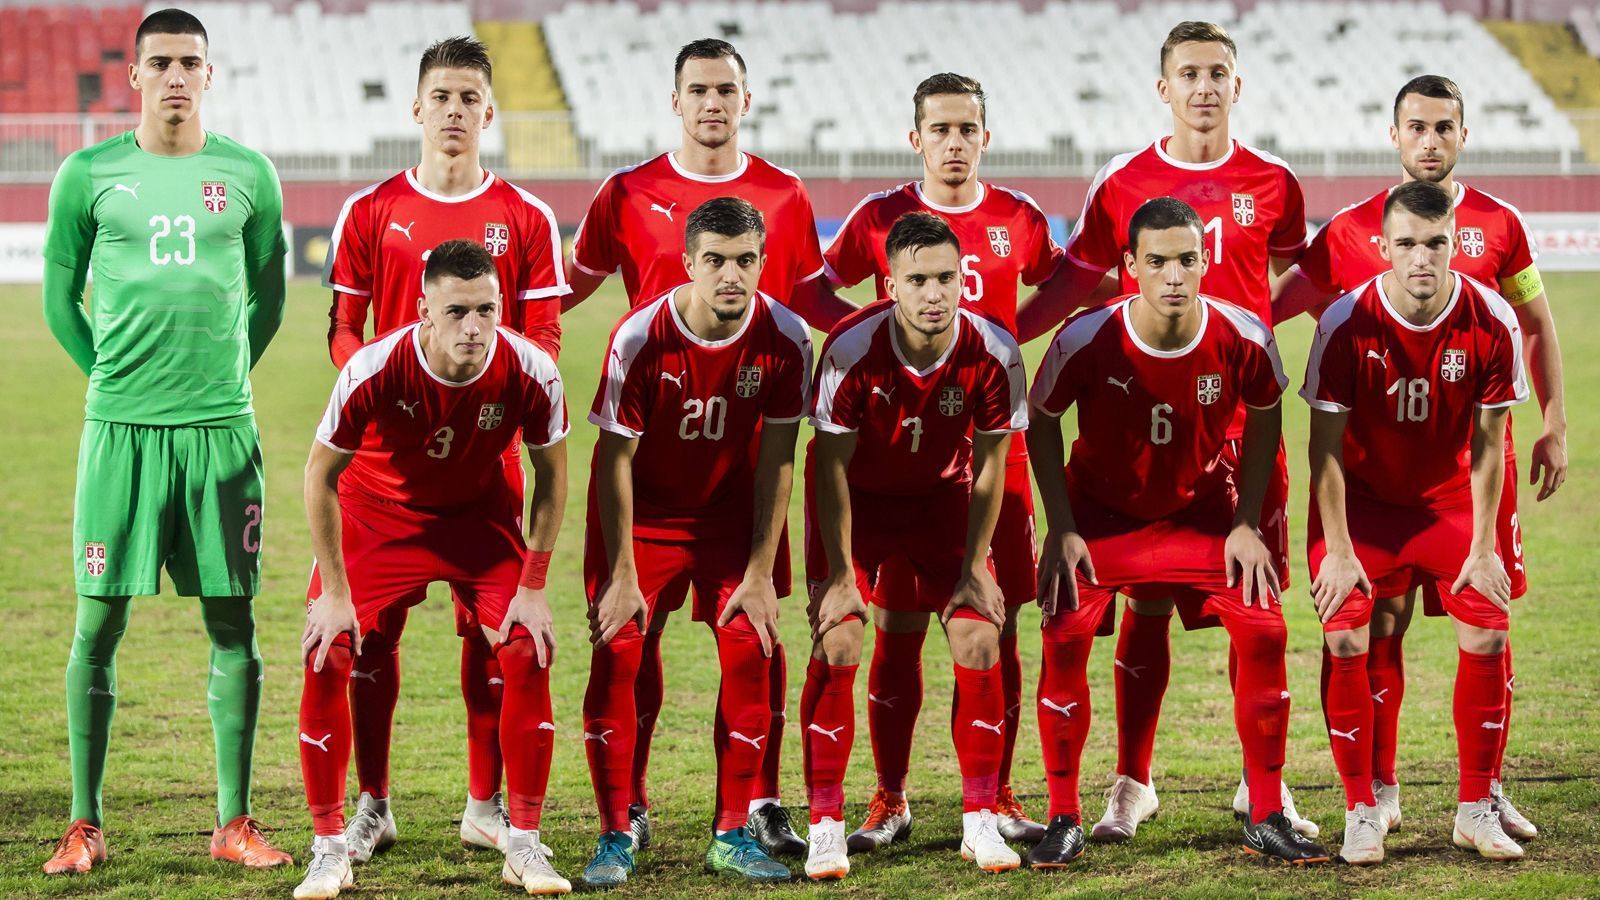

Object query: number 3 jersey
[1030,296,1286,521]
[317,323,569,512]
[1301,274,1527,508]
[589,289,814,541]
[810,301,1029,497]
[43,131,286,426]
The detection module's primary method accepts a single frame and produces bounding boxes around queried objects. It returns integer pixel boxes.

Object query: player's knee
[1456,625,1507,656]
[310,639,355,677]
[494,628,548,672]
[1324,627,1368,658]
[1232,620,1288,664]
[873,607,931,634]
[946,617,1001,669]
[815,620,863,666]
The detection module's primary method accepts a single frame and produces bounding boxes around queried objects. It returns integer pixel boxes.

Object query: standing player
[295,241,571,898]
[321,36,570,859]
[1302,181,1528,863]
[801,212,1029,879]
[563,38,849,855]
[1017,21,1319,840]
[579,199,811,886]
[1027,198,1327,867]
[821,73,1064,847]
[40,8,291,874]
[1277,75,1566,840]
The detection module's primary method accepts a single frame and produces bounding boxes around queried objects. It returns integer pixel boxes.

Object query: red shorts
[1044,485,1280,640]
[307,493,526,636]
[1307,494,1509,632]
[1220,436,1291,590]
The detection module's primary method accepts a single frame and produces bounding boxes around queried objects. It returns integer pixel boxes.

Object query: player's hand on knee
[1530,429,1567,501]
[720,575,780,657]
[944,567,1005,627]
[591,576,648,647]
[1225,523,1279,609]
[1453,551,1511,612]
[302,592,360,672]
[1311,551,1370,624]
[812,576,865,641]
[1036,529,1093,621]
[502,586,557,667]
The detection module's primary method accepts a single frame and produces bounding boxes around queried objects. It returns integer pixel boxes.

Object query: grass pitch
[0,275,1597,898]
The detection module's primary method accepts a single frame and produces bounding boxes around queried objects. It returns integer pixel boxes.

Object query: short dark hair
[1393,74,1464,126]
[684,197,766,253]
[674,38,747,88]
[1128,197,1204,254]
[419,36,493,87]
[135,8,207,58]
[885,211,961,262]
[1160,21,1236,72]
[424,239,498,286]
[1383,180,1454,224]
[913,72,986,128]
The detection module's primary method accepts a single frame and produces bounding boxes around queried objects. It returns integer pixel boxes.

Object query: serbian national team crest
[84,542,106,577]
[1231,192,1255,226]
[202,181,227,214]
[477,403,505,430]
[484,223,510,257]
[1441,349,1467,383]
[939,386,965,416]
[1458,227,1486,258]
[987,226,1012,258]
[1196,373,1222,405]
[736,365,763,398]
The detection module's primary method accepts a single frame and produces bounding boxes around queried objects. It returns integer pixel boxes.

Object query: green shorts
[73,419,264,597]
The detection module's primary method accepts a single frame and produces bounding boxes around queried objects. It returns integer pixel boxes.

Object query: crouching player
[295,240,572,897]
[1304,181,1528,864]
[1027,198,1330,867]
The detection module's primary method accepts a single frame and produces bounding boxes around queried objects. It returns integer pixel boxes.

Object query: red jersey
[823,180,1064,335]
[571,151,826,309]
[317,323,569,513]
[1297,181,1542,304]
[323,168,569,364]
[1065,138,1308,321]
[811,302,1028,496]
[590,288,813,542]
[1031,296,1286,521]
[1301,274,1527,508]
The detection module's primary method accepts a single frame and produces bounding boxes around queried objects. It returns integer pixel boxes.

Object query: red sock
[496,631,554,830]
[952,661,1004,813]
[1038,637,1094,819]
[350,622,401,800]
[461,633,504,802]
[800,657,857,824]
[1454,648,1508,802]
[1367,634,1405,785]
[1492,641,1513,782]
[998,629,1023,788]
[1227,620,1288,823]
[584,629,643,832]
[1325,652,1377,809]
[712,624,773,830]
[753,642,786,802]
[300,640,355,837]
[867,628,925,794]
[1113,608,1171,784]
[629,627,664,808]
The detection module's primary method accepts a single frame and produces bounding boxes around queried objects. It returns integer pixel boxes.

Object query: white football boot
[1453,798,1525,861]
[1092,775,1159,841]
[461,792,510,851]
[502,830,572,895]
[1338,803,1386,865]
[805,817,849,881]
[294,836,354,899]
[342,793,396,863]
[1491,779,1538,840]
[1372,780,1403,833]
[959,810,1021,873]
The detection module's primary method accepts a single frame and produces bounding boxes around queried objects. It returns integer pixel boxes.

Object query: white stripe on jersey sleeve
[1238,143,1310,253]
[1298,283,1366,413]
[1063,148,1142,272]
[570,161,644,276]
[810,308,892,434]
[315,324,413,451]
[499,327,572,447]
[1207,297,1290,398]
[763,295,817,423]
[1461,275,1532,408]
[1471,185,1542,264]
[587,294,670,438]
[322,180,383,295]
[509,183,575,299]
[965,309,1031,434]
[1028,301,1120,417]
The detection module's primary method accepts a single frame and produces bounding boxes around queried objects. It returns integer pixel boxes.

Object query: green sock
[201,597,263,824]
[66,595,132,826]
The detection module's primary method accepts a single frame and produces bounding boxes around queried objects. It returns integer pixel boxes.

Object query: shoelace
[308,848,346,878]
[593,836,632,869]
[729,831,773,865]
[349,809,385,844]
[862,793,894,828]
[766,806,795,833]
[53,826,92,856]
[1104,780,1139,814]
[1350,810,1384,838]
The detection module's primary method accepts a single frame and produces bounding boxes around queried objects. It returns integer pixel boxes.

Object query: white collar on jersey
[1375,272,1463,333]
[404,167,496,204]
[914,180,986,214]
[666,284,761,347]
[1120,296,1210,358]
[1152,136,1236,171]
[1383,182,1467,208]
[889,309,963,377]
[667,151,750,183]
[410,323,499,386]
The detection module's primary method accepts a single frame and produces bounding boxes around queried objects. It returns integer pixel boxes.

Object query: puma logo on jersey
[1039,698,1079,718]
[87,686,116,697]
[584,729,614,744]
[388,221,415,240]
[970,719,1004,734]
[396,400,418,417]
[300,732,333,752]
[1481,718,1506,730]
[1371,688,1388,704]
[111,182,140,200]
[729,731,765,750]
[867,693,896,708]
[538,722,556,732]
[1106,376,1133,395]
[1329,726,1360,742]
[350,670,378,683]
[1507,675,1516,692]
[871,386,895,402]
[808,723,845,742]
[650,202,677,221]
[489,677,505,686]
[660,371,685,387]
[1114,659,1145,679]
[1366,349,1389,367]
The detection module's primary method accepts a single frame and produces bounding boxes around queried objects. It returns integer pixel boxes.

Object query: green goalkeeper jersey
[44,131,285,426]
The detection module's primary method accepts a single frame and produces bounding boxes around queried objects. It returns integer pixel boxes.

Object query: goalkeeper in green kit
[39,8,292,875]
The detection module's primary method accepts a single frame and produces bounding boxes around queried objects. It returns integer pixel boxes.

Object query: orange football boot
[210,815,293,868]
[43,819,107,875]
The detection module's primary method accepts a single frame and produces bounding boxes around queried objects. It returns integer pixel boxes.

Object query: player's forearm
[1271,267,1333,326]
[526,442,567,554]
[816,436,856,577]
[1308,411,1355,553]
[1470,409,1509,555]
[747,423,798,579]
[595,434,638,579]
[41,258,96,376]
[523,305,564,362]
[1233,404,1283,530]
[245,257,287,369]
[304,452,352,593]
[1026,417,1076,534]
[787,277,857,333]
[962,434,1009,573]
[328,292,370,369]
[561,260,606,312]
[1518,294,1567,436]
[1016,261,1106,343]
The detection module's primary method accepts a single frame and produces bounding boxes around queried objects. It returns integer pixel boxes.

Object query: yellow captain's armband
[1498,264,1543,306]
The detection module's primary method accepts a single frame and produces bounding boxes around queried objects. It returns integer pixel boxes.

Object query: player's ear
[908,128,922,155]
[203,62,213,92]
[412,94,424,125]
[682,251,694,279]
[1376,235,1392,263]
[1389,123,1401,151]
[481,97,495,129]
[1123,249,1138,280]
[1458,124,1468,150]
[128,62,139,92]
[417,293,429,322]
[1156,75,1171,105]
[980,128,991,152]
[671,88,682,117]
[740,87,752,117]
[1231,74,1241,103]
